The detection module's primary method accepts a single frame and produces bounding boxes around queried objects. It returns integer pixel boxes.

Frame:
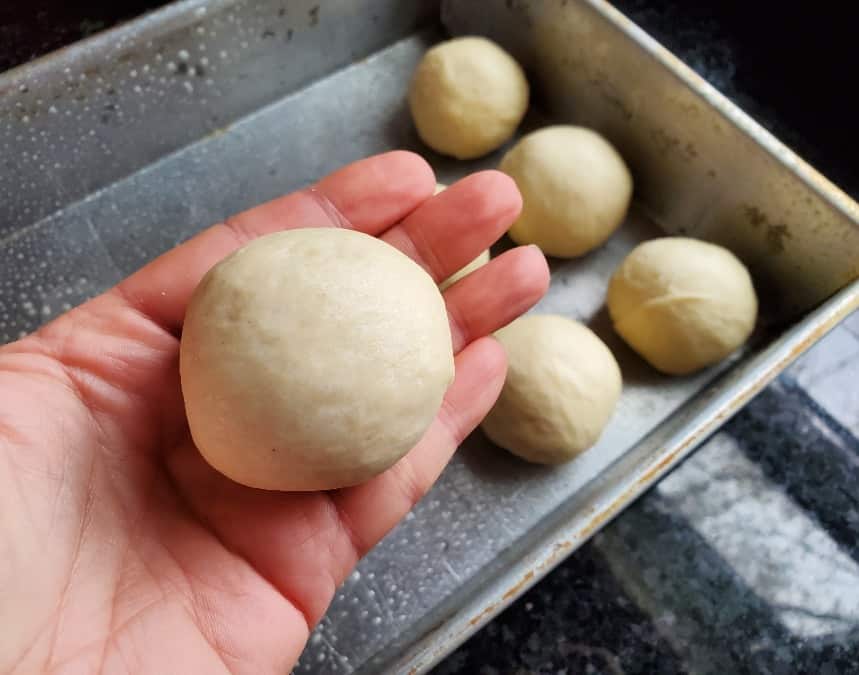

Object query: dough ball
[434,182,491,290]
[607,237,758,375]
[481,315,621,464]
[409,37,529,159]
[180,228,455,491]
[499,125,632,257]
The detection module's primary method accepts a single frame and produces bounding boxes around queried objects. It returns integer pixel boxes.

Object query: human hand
[0,151,548,674]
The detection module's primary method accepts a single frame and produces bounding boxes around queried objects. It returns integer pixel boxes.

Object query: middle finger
[380,170,522,283]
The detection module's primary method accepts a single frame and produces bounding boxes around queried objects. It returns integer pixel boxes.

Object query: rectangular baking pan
[1,1,856,673]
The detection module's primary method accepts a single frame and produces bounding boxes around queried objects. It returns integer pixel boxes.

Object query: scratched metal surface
[0,1,857,674]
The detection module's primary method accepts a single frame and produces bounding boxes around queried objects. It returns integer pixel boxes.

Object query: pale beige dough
[499,125,632,258]
[480,315,622,464]
[180,228,454,491]
[607,237,758,375]
[409,37,529,159]
[434,182,491,290]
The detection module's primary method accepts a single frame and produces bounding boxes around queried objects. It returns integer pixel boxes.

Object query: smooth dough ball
[434,182,491,290]
[480,315,622,464]
[180,228,455,491]
[607,237,758,375]
[408,37,529,159]
[499,125,632,257]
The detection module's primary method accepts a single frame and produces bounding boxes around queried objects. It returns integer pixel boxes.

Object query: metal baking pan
[1,0,856,672]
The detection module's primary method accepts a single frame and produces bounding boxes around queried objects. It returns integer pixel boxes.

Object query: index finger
[115,151,435,336]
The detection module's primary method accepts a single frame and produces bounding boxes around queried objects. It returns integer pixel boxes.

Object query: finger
[115,151,435,335]
[446,245,549,353]
[330,336,507,558]
[381,171,521,282]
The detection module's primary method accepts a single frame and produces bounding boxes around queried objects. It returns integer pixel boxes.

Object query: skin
[0,151,549,674]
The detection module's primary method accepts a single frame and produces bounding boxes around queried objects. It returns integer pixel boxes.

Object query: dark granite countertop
[3,2,857,673]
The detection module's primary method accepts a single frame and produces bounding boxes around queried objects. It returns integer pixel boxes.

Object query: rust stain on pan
[535,540,574,573]
[501,571,535,601]
[467,602,498,627]
[577,502,618,541]
[466,570,536,627]
[636,445,684,486]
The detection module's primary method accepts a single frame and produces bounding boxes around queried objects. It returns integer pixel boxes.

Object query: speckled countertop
[3,2,857,673]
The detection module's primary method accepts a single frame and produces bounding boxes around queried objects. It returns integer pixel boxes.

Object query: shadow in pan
[587,305,667,389]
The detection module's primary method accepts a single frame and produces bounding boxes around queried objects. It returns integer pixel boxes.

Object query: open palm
[0,152,548,674]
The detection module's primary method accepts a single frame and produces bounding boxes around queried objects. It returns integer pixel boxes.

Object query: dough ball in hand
[434,182,491,290]
[409,37,529,159]
[180,228,455,491]
[499,125,632,257]
[607,237,758,375]
[480,315,621,464]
